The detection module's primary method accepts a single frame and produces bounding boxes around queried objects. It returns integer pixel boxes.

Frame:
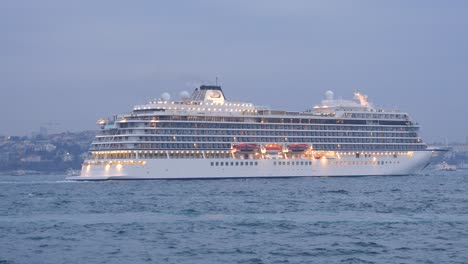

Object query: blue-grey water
[1,172,468,264]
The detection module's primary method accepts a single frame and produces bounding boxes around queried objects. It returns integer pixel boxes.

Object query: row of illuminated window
[272,160,401,166]
[210,161,259,167]
[273,161,312,166]
[117,121,416,131]
[342,112,408,120]
[209,160,402,167]
[328,160,401,166]
[123,114,411,125]
[93,136,422,144]
[91,142,426,151]
[90,152,235,160]
[100,129,418,138]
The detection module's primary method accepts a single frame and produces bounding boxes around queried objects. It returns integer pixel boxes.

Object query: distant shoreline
[0,170,80,176]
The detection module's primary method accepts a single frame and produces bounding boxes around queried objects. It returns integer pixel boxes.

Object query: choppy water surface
[1,172,468,264]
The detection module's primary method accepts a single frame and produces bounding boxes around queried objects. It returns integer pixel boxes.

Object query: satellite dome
[161,92,171,101]
[179,91,190,101]
[325,90,334,100]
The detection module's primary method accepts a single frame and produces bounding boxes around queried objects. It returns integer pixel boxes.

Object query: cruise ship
[69,85,440,180]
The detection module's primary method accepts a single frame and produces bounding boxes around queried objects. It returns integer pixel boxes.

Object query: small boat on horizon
[437,162,457,171]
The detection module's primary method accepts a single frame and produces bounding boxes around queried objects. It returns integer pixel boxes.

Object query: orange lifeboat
[233,143,260,153]
[287,144,310,152]
[264,144,282,152]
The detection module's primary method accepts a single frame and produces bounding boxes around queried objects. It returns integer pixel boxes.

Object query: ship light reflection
[320,156,327,164]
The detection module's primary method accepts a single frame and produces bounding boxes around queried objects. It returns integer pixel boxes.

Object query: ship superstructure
[70,85,436,180]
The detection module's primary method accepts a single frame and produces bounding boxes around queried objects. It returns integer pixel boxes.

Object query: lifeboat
[263,143,282,152]
[233,143,260,153]
[287,144,310,152]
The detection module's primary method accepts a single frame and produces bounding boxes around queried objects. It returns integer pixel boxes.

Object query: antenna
[215,76,218,86]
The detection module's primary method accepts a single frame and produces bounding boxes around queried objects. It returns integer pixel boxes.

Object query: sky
[1,0,467,143]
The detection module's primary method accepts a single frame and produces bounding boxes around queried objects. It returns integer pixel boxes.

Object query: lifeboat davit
[287,144,310,152]
[264,144,282,152]
[233,143,260,153]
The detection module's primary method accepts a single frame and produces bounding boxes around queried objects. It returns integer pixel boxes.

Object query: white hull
[69,151,433,181]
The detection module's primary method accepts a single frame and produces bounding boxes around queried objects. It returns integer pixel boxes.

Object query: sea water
[1,172,467,264]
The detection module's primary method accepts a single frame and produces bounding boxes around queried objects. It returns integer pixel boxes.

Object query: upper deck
[123,86,411,122]
[93,85,425,153]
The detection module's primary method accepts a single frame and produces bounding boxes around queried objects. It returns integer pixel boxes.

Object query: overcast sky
[1,0,467,143]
